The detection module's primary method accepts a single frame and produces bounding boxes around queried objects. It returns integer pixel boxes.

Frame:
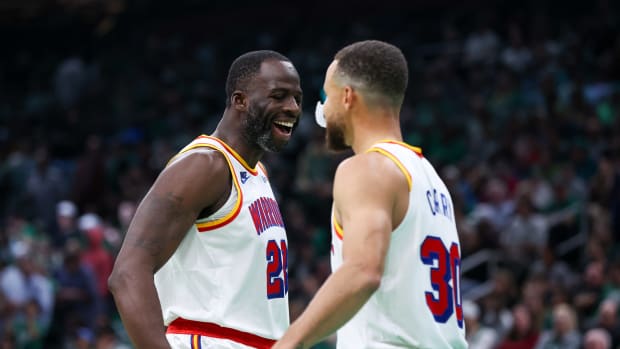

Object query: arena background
[0,0,619,348]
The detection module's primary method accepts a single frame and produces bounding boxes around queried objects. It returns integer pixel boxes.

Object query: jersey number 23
[266,239,288,299]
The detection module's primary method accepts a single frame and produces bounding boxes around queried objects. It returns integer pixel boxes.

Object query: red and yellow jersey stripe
[166,136,246,232]
[196,135,259,175]
[257,161,268,178]
[167,318,276,349]
[366,146,413,192]
[380,139,423,158]
[190,143,243,232]
[366,139,423,191]
[191,334,202,349]
[333,213,344,240]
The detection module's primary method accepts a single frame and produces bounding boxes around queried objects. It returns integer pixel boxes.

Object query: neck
[211,109,263,168]
[349,107,402,154]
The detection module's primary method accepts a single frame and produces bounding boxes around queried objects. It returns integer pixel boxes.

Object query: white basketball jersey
[155,135,289,343]
[331,140,468,349]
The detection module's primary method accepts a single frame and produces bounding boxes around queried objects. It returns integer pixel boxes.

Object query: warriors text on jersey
[155,135,289,349]
[331,140,468,349]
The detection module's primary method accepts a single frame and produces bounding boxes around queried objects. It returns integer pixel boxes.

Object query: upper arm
[334,153,409,273]
[113,149,231,274]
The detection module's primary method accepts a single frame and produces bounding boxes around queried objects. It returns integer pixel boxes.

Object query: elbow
[108,266,131,296]
[366,272,382,293]
[359,268,382,294]
[108,259,156,298]
[108,254,158,297]
[107,269,121,296]
[346,261,383,294]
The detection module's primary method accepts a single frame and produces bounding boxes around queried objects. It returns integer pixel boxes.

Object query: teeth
[274,120,294,128]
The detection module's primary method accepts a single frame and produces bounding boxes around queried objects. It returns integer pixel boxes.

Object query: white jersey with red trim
[154,135,289,342]
[331,141,468,349]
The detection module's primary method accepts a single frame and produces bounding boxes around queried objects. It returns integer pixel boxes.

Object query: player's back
[330,141,468,349]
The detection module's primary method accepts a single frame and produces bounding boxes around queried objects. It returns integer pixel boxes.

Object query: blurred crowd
[1,1,620,348]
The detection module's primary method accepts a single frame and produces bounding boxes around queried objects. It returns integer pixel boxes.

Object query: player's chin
[261,136,289,153]
[268,127,294,150]
[326,130,349,152]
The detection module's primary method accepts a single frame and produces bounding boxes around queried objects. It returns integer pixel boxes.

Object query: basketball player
[108,50,303,349]
[272,41,467,348]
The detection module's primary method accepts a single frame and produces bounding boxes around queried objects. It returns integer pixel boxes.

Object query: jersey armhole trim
[181,144,242,232]
[197,135,259,176]
[377,139,424,158]
[366,147,412,191]
[333,212,344,240]
[257,162,268,177]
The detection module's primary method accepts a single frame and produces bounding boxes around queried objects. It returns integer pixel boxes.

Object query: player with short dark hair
[109,50,303,349]
[273,40,467,349]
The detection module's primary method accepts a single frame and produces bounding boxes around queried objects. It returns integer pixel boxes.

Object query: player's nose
[282,96,301,114]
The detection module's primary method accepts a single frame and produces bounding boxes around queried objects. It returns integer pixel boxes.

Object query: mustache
[271,111,299,121]
[247,104,300,132]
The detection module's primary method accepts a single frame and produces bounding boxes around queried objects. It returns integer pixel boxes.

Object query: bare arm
[273,153,409,349]
[108,150,230,349]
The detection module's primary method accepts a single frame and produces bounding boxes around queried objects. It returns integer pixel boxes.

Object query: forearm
[109,270,171,349]
[274,263,380,349]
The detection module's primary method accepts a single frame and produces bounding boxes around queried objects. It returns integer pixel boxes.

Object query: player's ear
[343,85,356,111]
[232,91,248,111]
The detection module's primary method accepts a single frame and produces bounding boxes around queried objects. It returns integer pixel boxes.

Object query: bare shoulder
[164,148,230,189]
[146,147,232,215]
[334,151,407,188]
[117,147,232,267]
[166,147,230,180]
[333,152,407,207]
[333,151,409,230]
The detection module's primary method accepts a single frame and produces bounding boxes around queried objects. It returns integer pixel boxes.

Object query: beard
[242,103,287,153]
[325,115,349,151]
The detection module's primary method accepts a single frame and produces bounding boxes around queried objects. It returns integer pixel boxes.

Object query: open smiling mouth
[273,120,294,135]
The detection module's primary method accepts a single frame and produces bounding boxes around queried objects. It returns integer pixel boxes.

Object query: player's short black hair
[225,50,290,107]
[334,40,408,107]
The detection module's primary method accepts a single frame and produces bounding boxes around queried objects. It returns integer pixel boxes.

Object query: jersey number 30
[420,236,463,328]
[266,239,288,299]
